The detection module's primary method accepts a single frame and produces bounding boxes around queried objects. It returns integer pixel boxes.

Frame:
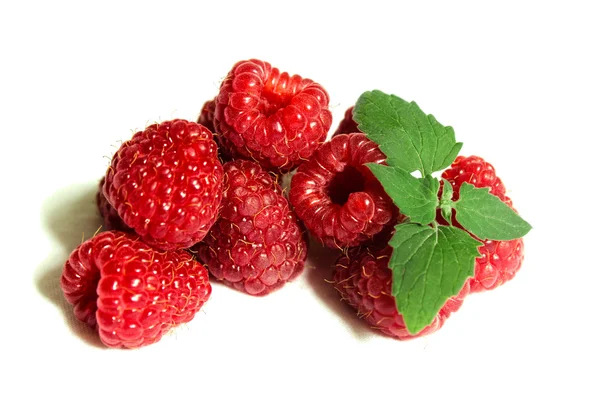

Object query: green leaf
[354,90,462,175]
[367,163,439,225]
[388,223,481,335]
[439,178,454,224]
[455,183,532,240]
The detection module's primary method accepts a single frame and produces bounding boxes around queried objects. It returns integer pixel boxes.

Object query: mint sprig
[353,90,532,335]
[389,224,481,335]
[354,90,462,175]
[367,164,439,225]
[454,183,532,240]
[440,178,454,224]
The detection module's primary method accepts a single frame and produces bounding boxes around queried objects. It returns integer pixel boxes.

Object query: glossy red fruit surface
[198,98,232,162]
[441,155,524,292]
[103,119,224,250]
[333,244,469,340]
[195,160,307,296]
[289,133,396,249]
[97,177,132,233]
[197,98,216,133]
[442,155,511,206]
[60,231,211,348]
[472,238,524,292]
[213,59,332,172]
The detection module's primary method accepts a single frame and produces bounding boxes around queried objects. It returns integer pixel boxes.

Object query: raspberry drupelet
[97,177,132,233]
[197,98,216,133]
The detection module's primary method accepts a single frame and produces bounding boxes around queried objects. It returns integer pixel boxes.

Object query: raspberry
[195,160,307,296]
[213,59,333,172]
[442,155,511,206]
[472,238,524,292]
[103,119,224,250]
[332,106,359,137]
[60,231,211,348]
[97,177,132,233]
[333,243,469,340]
[441,155,524,292]
[197,99,216,133]
[289,133,397,249]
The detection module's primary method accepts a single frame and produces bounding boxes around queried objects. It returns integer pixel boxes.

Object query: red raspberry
[96,177,132,233]
[442,155,511,206]
[103,119,224,250]
[333,244,469,340]
[441,155,524,292]
[332,106,359,137]
[60,231,212,348]
[213,59,333,172]
[197,98,216,133]
[472,238,524,292]
[195,160,307,296]
[289,133,397,249]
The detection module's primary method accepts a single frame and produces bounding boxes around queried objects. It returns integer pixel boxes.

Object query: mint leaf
[440,178,454,224]
[388,223,481,335]
[354,90,462,175]
[367,163,439,225]
[455,183,532,240]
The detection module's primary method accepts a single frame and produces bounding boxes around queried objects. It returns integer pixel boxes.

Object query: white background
[1,1,598,399]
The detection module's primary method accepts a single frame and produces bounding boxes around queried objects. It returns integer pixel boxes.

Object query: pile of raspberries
[60,59,524,348]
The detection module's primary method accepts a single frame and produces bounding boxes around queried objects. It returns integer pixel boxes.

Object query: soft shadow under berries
[36,182,105,348]
[303,237,374,340]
